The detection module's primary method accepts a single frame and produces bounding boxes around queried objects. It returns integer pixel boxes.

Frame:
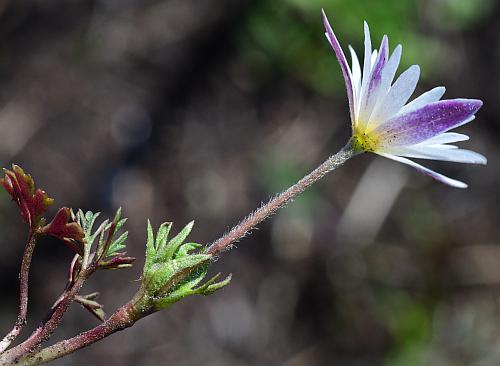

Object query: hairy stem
[0,232,37,353]
[9,293,150,366]
[207,140,358,255]
[0,266,93,364]
[1,141,357,365]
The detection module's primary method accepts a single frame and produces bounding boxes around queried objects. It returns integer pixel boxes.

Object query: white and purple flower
[322,10,486,188]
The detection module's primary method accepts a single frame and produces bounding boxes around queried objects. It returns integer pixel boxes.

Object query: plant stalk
[1,141,358,365]
[207,140,358,255]
[0,232,37,353]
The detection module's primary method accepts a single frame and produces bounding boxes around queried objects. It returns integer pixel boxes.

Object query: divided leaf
[41,207,85,256]
[75,208,134,270]
[75,293,106,322]
[0,165,54,228]
[142,220,231,310]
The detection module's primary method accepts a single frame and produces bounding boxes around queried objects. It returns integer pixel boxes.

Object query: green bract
[142,220,231,310]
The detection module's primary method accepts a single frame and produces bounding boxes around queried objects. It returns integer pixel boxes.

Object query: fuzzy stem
[0,232,37,353]
[0,266,93,364]
[207,141,358,256]
[1,141,357,365]
[7,293,149,366]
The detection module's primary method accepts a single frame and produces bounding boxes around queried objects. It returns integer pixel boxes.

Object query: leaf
[140,219,231,310]
[145,220,155,273]
[154,273,232,310]
[75,293,106,322]
[40,207,85,256]
[162,221,194,261]
[155,222,173,256]
[97,254,136,270]
[175,243,202,258]
[0,165,54,228]
[146,254,211,295]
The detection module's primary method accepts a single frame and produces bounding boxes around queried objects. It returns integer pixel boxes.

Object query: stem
[0,232,37,353]
[1,141,357,364]
[9,294,149,366]
[207,140,358,255]
[0,266,93,364]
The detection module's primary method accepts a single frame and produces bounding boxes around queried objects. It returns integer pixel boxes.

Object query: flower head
[322,10,486,188]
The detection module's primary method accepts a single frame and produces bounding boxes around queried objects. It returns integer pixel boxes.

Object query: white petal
[415,132,469,145]
[383,145,487,164]
[449,115,475,131]
[362,21,372,78]
[398,86,446,116]
[366,45,402,130]
[377,152,468,188]
[357,37,389,132]
[357,22,372,121]
[370,49,378,69]
[349,45,362,111]
[368,65,420,127]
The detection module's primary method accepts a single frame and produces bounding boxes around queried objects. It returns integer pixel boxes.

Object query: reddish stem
[9,295,148,366]
[0,232,37,353]
[0,266,93,364]
[0,143,357,365]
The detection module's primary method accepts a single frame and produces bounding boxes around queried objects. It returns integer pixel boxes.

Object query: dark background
[0,0,498,365]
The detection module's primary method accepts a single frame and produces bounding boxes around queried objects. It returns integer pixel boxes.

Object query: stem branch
[7,294,148,366]
[0,265,93,364]
[0,141,357,365]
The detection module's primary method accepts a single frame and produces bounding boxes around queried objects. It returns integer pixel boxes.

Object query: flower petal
[415,132,469,145]
[375,99,482,146]
[383,145,487,164]
[322,10,355,123]
[366,45,402,130]
[357,36,389,131]
[367,65,420,128]
[377,152,468,188]
[398,86,446,116]
[349,45,362,110]
[356,22,372,119]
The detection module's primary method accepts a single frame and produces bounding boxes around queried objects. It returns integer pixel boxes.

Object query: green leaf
[153,273,232,310]
[106,231,128,257]
[162,220,194,261]
[145,220,155,273]
[146,254,211,295]
[155,222,173,257]
[175,242,202,258]
[140,219,231,310]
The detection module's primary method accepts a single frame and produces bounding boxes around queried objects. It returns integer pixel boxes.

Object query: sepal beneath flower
[40,207,85,256]
[0,165,54,228]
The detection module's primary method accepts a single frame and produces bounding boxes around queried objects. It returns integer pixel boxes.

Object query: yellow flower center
[352,128,381,152]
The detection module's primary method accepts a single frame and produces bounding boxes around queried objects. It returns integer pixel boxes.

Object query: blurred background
[0,0,498,365]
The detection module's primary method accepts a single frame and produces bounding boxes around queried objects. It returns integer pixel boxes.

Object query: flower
[322,10,486,188]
